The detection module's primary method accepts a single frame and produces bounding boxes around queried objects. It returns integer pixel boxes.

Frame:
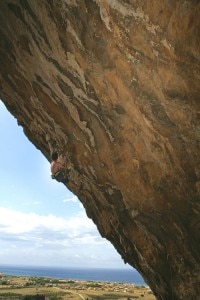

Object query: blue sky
[0,100,132,270]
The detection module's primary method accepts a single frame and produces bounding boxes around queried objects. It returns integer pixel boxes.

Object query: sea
[0,265,145,285]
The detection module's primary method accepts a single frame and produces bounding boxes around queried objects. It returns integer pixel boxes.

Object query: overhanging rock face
[0,1,200,299]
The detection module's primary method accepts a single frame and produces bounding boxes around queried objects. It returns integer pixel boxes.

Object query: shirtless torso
[51,161,64,175]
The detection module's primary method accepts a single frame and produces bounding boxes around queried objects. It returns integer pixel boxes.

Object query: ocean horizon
[0,265,145,285]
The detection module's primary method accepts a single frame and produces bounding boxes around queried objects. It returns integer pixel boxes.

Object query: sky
[0,100,132,270]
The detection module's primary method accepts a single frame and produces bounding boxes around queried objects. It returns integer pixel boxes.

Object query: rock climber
[46,134,70,183]
[51,151,69,183]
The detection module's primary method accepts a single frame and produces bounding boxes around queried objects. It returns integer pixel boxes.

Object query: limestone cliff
[0,1,200,299]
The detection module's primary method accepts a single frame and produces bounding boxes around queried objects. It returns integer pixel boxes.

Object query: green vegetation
[0,281,9,285]
[28,277,61,285]
[65,280,75,284]
[0,292,21,297]
[23,295,45,300]
[86,283,102,288]
[89,293,130,299]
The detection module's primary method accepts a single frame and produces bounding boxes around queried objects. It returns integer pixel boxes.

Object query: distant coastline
[0,272,154,300]
[0,264,145,285]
